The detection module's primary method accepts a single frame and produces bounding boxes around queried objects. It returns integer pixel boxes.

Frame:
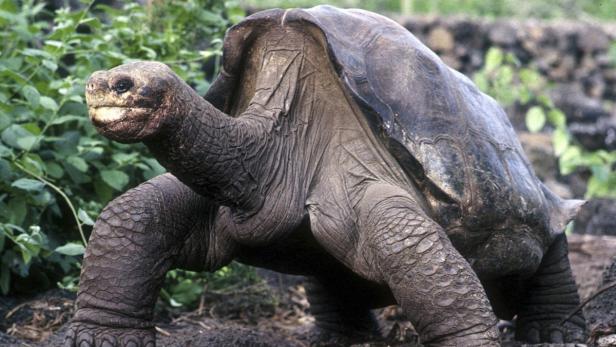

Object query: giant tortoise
[67,6,586,346]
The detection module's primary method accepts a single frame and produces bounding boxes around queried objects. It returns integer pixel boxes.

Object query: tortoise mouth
[88,104,163,143]
[88,105,152,126]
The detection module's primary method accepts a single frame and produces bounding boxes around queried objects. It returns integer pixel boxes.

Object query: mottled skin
[68,6,586,347]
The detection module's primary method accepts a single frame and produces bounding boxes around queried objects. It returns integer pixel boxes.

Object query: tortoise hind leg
[305,275,382,346]
[515,233,587,343]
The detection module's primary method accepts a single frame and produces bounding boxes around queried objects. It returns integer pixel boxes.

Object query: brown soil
[0,235,613,347]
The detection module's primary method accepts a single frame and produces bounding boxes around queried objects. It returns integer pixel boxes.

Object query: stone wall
[396,16,616,151]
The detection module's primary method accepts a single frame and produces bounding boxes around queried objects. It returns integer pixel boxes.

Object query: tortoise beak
[85,71,109,105]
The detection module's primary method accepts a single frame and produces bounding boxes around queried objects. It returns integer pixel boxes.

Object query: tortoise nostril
[86,71,109,92]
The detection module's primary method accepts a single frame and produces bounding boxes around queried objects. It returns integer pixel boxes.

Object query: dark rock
[549,55,576,81]
[488,22,518,47]
[427,26,455,52]
[569,117,616,151]
[574,198,616,236]
[561,169,591,199]
[517,132,557,180]
[575,26,611,53]
[581,72,607,99]
[451,19,483,43]
[550,84,610,124]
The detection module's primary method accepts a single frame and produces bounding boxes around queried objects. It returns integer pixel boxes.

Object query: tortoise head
[85,61,181,143]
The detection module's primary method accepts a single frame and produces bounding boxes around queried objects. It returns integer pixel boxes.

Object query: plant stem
[14,163,88,246]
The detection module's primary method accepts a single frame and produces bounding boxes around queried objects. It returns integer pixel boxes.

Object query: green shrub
[0,0,243,295]
[239,0,616,20]
[161,263,261,308]
[474,47,616,198]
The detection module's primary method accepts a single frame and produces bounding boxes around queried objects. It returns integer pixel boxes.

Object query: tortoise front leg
[356,184,500,346]
[65,174,229,347]
[515,233,587,344]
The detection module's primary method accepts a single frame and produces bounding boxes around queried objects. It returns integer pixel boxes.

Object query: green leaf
[497,65,514,86]
[7,198,26,225]
[14,232,41,264]
[40,96,59,111]
[0,159,12,181]
[525,106,546,133]
[0,144,11,157]
[100,169,129,191]
[22,122,41,135]
[49,115,83,125]
[142,158,166,180]
[66,156,88,172]
[44,40,64,48]
[585,172,616,199]
[11,178,44,192]
[17,154,44,177]
[22,85,40,108]
[485,47,504,72]
[21,48,52,59]
[78,208,95,226]
[559,146,583,175]
[1,124,37,150]
[42,59,58,72]
[45,162,64,179]
[591,165,609,182]
[547,109,567,128]
[0,113,10,131]
[552,128,570,156]
[93,177,113,203]
[55,242,85,256]
[473,72,488,92]
[112,152,138,165]
[519,68,542,89]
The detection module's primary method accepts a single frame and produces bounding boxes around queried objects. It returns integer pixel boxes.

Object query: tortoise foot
[64,322,155,347]
[518,321,586,345]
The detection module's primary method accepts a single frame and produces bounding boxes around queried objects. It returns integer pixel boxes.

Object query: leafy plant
[238,0,616,20]
[474,47,616,198]
[0,0,243,295]
[161,263,261,308]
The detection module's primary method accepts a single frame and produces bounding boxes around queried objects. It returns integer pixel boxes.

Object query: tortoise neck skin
[85,61,270,217]
[144,83,266,217]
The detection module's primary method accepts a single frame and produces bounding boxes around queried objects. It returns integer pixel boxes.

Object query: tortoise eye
[113,78,133,94]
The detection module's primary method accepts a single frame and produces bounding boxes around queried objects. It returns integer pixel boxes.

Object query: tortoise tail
[541,183,586,235]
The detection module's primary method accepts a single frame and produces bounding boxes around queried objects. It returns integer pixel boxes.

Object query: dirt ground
[0,234,614,347]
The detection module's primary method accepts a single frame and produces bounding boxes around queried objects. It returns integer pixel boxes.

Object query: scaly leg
[65,174,230,347]
[515,233,587,343]
[355,184,500,346]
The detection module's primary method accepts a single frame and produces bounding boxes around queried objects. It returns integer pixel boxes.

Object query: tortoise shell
[205,5,580,236]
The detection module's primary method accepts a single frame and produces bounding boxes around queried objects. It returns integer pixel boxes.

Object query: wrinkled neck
[145,86,264,217]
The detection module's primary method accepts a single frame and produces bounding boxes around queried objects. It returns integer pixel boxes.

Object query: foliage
[161,263,261,308]
[474,47,616,198]
[0,0,243,295]
[241,0,616,20]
